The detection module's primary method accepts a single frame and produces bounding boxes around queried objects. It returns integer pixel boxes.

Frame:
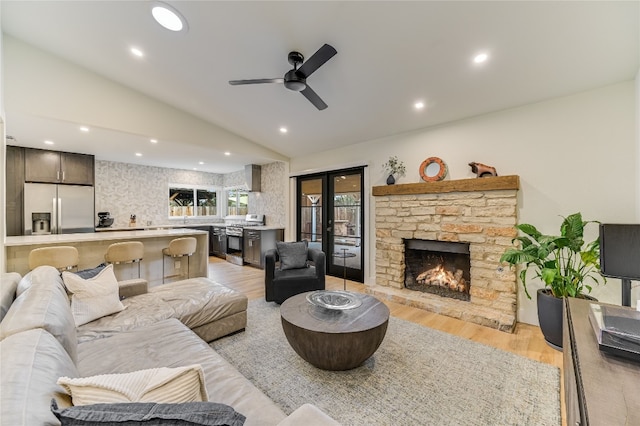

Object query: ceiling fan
[229,44,337,110]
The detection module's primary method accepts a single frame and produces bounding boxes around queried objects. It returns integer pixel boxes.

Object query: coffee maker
[97,212,114,228]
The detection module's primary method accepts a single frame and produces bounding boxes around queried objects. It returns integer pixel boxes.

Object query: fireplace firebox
[404,239,471,301]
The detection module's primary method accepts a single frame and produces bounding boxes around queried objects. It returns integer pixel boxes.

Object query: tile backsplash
[95,161,286,228]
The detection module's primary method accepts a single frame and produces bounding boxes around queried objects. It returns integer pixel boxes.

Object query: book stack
[589,303,640,363]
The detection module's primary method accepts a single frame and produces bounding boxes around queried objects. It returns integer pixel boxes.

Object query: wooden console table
[563,297,640,425]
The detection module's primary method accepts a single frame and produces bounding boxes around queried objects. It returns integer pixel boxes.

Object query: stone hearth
[370,176,519,332]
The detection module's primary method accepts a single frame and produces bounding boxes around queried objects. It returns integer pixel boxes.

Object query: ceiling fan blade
[297,44,337,78]
[229,78,284,85]
[301,85,328,110]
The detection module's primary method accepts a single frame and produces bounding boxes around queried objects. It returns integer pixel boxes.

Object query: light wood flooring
[207,256,566,423]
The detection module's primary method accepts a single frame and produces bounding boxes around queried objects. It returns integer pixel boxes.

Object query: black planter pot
[536,288,597,350]
[386,175,395,185]
[536,289,564,350]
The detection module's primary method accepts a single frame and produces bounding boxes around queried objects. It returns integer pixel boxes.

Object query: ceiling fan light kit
[229,44,337,110]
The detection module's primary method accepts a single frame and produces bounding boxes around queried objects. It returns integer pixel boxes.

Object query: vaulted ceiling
[2,1,638,173]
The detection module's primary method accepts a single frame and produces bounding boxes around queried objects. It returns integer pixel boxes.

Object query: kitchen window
[169,185,219,218]
[227,189,249,216]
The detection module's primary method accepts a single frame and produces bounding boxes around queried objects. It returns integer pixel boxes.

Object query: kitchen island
[5,228,208,286]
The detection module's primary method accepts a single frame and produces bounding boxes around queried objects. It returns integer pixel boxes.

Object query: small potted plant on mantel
[382,156,406,185]
[500,212,605,349]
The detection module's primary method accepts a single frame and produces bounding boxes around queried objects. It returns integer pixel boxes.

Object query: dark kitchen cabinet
[25,148,94,185]
[6,146,25,236]
[243,229,262,267]
[244,228,284,269]
[211,227,227,259]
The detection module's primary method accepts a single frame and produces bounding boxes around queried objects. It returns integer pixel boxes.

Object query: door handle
[327,227,332,232]
[52,197,57,234]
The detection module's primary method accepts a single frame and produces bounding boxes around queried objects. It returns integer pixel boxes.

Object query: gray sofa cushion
[16,265,61,297]
[0,272,21,322]
[1,328,78,426]
[51,400,246,426]
[76,293,176,343]
[0,267,78,363]
[150,278,248,330]
[77,319,287,426]
[276,241,308,270]
[274,265,318,281]
[76,277,248,343]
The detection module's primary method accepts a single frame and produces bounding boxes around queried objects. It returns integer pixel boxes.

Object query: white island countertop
[4,228,207,247]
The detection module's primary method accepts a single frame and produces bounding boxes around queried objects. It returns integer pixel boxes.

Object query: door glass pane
[300,179,323,251]
[332,174,361,271]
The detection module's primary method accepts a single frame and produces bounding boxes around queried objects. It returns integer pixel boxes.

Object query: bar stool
[28,246,79,271]
[104,241,144,279]
[162,237,197,283]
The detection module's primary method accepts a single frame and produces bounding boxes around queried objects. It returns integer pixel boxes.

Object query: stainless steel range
[225,214,264,265]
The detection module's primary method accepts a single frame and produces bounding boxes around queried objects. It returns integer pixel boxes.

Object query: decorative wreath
[419,157,448,182]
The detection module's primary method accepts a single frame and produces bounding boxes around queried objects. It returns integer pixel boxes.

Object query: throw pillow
[62,264,125,326]
[51,399,246,426]
[276,241,308,271]
[57,364,209,406]
[74,263,107,279]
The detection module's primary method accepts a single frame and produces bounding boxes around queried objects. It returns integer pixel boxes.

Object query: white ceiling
[2,1,638,174]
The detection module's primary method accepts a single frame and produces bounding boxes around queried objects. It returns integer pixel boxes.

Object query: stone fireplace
[370,176,519,332]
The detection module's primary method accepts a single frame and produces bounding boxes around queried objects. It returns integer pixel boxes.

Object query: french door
[296,167,364,283]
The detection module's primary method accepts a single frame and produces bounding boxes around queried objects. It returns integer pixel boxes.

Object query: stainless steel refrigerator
[24,183,95,235]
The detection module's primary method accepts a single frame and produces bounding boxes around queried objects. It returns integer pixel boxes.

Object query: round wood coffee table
[280,291,390,371]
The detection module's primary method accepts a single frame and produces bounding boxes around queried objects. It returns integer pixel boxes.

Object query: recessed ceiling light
[151,2,187,32]
[473,53,489,64]
[193,168,197,171]
[414,101,425,110]
[198,161,204,165]
[79,126,90,132]
[135,152,142,157]
[130,47,144,58]
[224,152,231,156]
[279,127,288,134]
[150,139,158,144]
[44,140,54,145]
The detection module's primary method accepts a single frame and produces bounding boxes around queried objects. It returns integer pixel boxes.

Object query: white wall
[291,81,638,325]
[4,36,286,164]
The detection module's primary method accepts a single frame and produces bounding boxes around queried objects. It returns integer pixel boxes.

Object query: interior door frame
[296,166,365,283]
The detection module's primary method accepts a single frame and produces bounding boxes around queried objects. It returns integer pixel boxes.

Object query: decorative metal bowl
[306,290,362,310]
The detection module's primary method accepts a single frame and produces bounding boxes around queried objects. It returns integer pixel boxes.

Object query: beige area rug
[211,299,561,425]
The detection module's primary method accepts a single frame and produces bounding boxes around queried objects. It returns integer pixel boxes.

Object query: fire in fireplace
[404,239,471,301]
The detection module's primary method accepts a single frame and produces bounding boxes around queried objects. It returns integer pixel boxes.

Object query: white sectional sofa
[0,267,338,425]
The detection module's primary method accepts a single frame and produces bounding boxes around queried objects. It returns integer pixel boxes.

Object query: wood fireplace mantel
[372,175,519,196]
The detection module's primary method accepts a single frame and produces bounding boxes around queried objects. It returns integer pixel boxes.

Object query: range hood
[244,164,261,192]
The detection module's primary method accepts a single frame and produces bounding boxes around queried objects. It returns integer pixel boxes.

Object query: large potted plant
[500,212,605,349]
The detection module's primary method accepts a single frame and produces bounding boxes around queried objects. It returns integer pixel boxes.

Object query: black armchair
[265,247,326,304]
